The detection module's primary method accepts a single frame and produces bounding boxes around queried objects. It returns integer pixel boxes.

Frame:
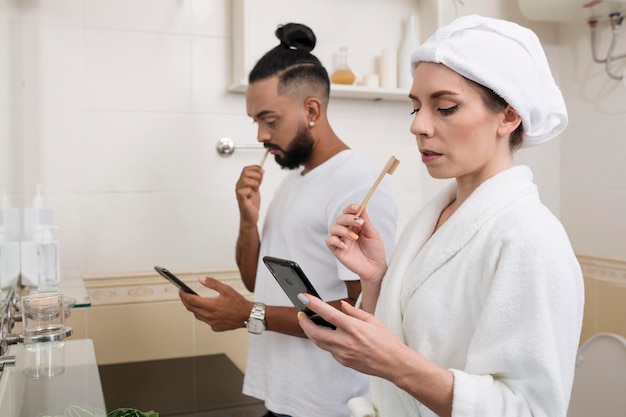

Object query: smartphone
[262,256,335,329]
[154,265,198,295]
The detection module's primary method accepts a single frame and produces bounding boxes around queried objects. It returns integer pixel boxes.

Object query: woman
[297,15,584,417]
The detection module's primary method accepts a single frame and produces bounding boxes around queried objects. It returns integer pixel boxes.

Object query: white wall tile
[516,137,562,216]
[21,107,85,192]
[44,192,91,274]
[80,111,192,192]
[4,0,625,283]
[562,188,626,259]
[0,105,21,192]
[0,0,82,25]
[192,0,230,37]
[0,21,22,107]
[192,36,242,114]
[21,24,82,107]
[558,21,626,260]
[190,113,264,192]
[184,190,240,270]
[84,29,191,112]
[84,0,192,34]
[82,192,198,274]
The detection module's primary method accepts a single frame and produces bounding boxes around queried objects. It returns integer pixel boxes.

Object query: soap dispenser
[37,225,60,292]
[24,184,54,241]
[21,185,55,288]
[0,225,20,289]
[0,188,21,289]
[0,186,20,242]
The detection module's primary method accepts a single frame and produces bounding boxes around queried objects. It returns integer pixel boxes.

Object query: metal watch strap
[249,302,265,321]
[246,302,266,334]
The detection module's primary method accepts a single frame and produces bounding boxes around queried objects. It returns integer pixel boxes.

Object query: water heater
[519,0,626,22]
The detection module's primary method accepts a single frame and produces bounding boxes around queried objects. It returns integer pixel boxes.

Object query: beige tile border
[83,255,625,306]
[578,254,626,286]
[83,269,252,306]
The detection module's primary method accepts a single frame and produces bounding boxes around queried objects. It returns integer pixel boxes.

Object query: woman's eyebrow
[409,90,458,101]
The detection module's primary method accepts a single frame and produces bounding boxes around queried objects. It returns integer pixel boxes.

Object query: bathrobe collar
[378,165,538,338]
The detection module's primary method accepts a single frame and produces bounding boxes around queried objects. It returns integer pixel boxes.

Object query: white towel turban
[410,15,568,148]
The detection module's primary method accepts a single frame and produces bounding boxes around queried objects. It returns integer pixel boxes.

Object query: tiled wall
[579,256,626,344]
[2,0,625,366]
[0,0,429,277]
[67,255,624,371]
[67,269,253,369]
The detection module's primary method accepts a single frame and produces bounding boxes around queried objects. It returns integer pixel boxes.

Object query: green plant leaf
[106,408,159,417]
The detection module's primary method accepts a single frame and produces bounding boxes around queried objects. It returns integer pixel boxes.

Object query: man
[180,23,397,417]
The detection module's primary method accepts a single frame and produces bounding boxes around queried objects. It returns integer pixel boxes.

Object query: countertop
[0,338,106,416]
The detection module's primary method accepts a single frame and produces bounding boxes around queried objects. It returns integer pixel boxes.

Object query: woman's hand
[298,293,455,417]
[297,292,407,381]
[326,205,388,285]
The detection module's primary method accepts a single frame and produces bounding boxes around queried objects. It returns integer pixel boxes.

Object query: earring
[308,120,315,127]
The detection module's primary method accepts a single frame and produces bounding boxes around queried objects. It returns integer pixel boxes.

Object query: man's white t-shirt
[243,150,398,417]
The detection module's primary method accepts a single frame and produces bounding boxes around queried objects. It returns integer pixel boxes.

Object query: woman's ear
[498,105,522,137]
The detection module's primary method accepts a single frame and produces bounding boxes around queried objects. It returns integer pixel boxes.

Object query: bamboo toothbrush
[356,156,400,217]
[259,148,270,167]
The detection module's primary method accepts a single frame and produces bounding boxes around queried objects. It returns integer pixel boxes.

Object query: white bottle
[398,12,420,90]
[0,225,20,289]
[21,225,41,287]
[37,225,60,292]
[380,47,398,88]
[0,186,20,242]
[24,184,54,241]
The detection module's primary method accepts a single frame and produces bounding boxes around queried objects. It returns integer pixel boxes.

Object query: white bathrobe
[372,165,584,417]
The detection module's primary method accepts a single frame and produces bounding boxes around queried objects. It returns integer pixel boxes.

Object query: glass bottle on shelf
[331,46,356,85]
[398,12,420,89]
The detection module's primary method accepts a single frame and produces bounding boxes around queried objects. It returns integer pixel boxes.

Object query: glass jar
[331,46,356,85]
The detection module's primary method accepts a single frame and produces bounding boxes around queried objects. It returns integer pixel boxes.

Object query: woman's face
[409,62,514,187]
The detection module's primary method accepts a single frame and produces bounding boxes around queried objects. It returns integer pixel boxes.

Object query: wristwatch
[245,302,266,334]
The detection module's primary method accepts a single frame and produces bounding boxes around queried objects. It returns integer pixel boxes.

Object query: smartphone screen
[154,266,198,295]
[262,256,335,329]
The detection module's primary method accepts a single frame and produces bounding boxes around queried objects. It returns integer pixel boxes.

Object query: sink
[0,339,107,416]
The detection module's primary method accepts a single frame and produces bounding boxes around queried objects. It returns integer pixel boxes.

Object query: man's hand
[179,277,253,332]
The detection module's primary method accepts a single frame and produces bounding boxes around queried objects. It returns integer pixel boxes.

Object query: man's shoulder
[326,149,379,176]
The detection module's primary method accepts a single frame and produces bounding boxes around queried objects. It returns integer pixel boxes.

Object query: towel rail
[216,137,264,157]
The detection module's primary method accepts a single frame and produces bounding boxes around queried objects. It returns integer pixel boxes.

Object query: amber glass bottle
[331,46,356,85]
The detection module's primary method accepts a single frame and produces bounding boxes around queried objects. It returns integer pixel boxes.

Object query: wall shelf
[230,0,455,102]
[228,81,409,102]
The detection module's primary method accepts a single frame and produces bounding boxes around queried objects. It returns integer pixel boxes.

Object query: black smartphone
[262,256,335,329]
[154,266,198,295]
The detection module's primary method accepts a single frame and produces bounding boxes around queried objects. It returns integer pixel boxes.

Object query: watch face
[247,318,265,334]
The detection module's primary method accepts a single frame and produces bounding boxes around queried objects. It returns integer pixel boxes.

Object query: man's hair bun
[276,23,316,52]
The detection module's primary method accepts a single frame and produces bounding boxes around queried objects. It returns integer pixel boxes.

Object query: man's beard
[272,124,314,170]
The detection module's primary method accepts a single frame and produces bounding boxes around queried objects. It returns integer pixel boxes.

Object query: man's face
[246,76,313,169]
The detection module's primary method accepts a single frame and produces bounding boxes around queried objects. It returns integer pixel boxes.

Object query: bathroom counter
[99,353,267,416]
[0,338,106,416]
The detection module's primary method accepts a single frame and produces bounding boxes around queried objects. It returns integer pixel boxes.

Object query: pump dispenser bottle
[0,188,20,289]
[37,225,60,292]
[24,184,54,241]
[21,185,56,288]
[1,187,20,242]
[0,226,20,289]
